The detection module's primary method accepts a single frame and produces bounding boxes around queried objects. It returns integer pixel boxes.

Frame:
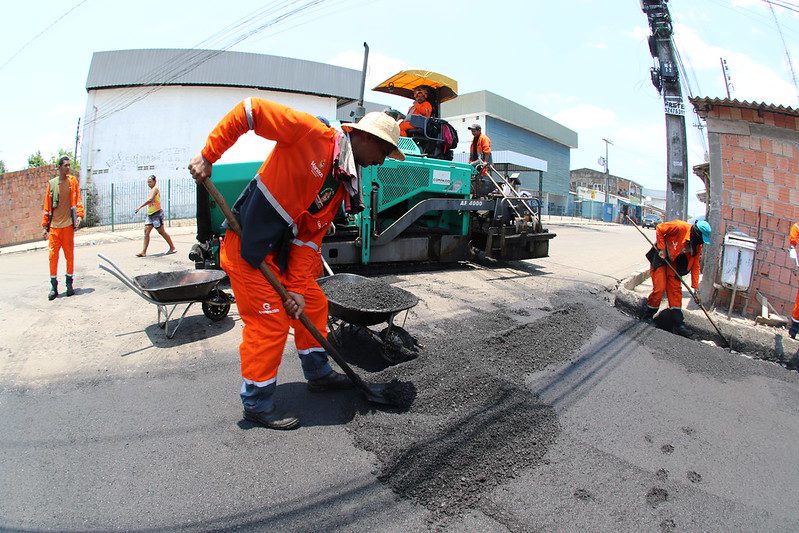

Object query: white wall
[80,85,338,189]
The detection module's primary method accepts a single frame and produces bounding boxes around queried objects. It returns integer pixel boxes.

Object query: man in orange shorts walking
[188,100,404,430]
[42,156,84,300]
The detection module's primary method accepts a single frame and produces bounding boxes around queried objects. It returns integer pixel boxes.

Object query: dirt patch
[347,301,597,522]
[661,444,674,454]
[655,468,669,482]
[573,488,594,501]
[687,470,702,483]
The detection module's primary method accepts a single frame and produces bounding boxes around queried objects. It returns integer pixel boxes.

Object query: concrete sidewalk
[615,268,799,365]
[0,223,198,256]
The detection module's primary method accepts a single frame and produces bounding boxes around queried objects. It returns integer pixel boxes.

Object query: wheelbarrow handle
[200,177,376,394]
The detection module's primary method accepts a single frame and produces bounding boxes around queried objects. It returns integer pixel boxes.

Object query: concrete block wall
[706,105,799,317]
[0,165,55,247]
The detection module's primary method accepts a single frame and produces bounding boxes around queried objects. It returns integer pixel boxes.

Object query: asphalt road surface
[2,222,798,531]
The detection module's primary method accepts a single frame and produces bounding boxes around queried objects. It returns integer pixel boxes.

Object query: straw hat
[341,112,405,161]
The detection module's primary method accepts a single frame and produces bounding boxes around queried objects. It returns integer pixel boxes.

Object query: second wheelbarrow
[99,254,233,338]
[318,273,422,364]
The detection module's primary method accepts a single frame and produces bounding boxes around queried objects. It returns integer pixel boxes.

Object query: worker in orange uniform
[644,219,712,337]
[41,156,84,300]
[188,99,404,430]
[468,123,491,177]
[789,221,799,339]
[399,86,433,137]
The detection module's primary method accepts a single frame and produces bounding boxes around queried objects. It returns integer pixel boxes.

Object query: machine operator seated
[399,86,433,137]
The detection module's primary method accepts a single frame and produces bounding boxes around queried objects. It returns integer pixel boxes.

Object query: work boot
[65,275,75,297]
[48,279,58,301]
[307,370,355,392]
[644,304,658,320]
[789,320,799,340]
[243,408,300,430]
[672,323,694,338]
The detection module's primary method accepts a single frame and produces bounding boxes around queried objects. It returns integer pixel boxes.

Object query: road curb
[615,268,799,365]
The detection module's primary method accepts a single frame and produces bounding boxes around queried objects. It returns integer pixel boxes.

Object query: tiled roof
[689,97,799,117]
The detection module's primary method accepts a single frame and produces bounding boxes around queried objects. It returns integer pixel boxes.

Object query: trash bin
[721,232,757,291]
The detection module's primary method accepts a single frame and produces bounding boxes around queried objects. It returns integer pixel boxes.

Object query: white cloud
[675,23,798,106]
[554,104,617,131]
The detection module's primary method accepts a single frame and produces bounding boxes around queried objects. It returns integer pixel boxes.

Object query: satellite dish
[597,156,606,167]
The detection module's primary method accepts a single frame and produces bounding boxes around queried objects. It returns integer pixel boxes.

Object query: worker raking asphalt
[343,297,598,524]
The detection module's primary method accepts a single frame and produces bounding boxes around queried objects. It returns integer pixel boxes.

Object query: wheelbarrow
[318,273,422,364]
[98,254,233,339]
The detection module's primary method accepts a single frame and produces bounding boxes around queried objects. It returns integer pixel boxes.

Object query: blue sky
[2,0,798,216]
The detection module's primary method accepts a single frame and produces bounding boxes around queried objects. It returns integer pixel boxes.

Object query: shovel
[202,178,404,406]
[626,215,730,348]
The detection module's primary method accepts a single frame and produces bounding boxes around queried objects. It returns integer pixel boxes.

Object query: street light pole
[602,137,613,220]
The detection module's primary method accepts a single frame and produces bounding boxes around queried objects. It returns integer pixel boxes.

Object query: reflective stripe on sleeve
[255,177,293,226]
[291,238,318,251]
[244,97,254,130]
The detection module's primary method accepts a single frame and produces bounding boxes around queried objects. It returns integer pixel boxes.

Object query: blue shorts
[145,210,164,228]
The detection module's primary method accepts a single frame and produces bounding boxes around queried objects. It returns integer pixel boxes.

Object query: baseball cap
[467,123,481,130]
[695,220,712,244]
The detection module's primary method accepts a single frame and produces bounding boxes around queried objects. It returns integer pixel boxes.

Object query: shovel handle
[200,177,375,391]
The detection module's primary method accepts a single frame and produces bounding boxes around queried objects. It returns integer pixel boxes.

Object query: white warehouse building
[79,49,362,222]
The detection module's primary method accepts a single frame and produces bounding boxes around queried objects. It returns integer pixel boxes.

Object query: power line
[766,0,799,104]
[84,0,331,128]
[0,0,90,72]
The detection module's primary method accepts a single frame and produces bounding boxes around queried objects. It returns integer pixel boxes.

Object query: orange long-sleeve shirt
[42,175,84,230]
[201,98,341,293]
[790,222,799,247]
[655,219,702,289]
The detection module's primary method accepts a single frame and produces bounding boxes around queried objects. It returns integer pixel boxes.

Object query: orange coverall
[790,222,799,324]
[41,175,84,277]
[647,220,702,311]
[470,133,492,176]
[201,98,345,411]
[399,100,432,137]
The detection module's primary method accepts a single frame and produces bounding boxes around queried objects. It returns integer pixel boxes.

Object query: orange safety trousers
[793,286,799,322]
[647,265,684,310]
[48,226,75,277]
[220,231,329,385]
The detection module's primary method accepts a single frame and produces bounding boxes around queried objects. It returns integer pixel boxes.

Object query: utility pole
[601,137,613,216]
[641,0,687,221]
[73,117,81,162]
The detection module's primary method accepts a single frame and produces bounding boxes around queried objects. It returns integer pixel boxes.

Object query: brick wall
[704,104,799,317]
[0,165,56,247]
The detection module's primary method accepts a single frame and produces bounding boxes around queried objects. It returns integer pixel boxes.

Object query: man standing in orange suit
[42,156,84,300]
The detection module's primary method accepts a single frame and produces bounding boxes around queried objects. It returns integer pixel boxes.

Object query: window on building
[136,165,155,171]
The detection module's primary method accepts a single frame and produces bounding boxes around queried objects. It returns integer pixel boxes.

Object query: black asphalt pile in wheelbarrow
[319,273,421,364]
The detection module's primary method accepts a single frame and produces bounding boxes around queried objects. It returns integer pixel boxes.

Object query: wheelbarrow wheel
[379,326,420,364]
[202,289,231,321]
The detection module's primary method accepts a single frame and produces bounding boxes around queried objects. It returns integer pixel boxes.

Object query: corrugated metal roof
[442,91,578,148]
[690,97,799,117]
[86,49,362,104]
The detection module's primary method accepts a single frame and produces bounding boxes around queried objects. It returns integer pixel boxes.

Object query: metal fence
[81,177,196,231]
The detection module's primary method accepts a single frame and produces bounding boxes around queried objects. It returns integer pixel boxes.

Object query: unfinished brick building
[690,97,799,319]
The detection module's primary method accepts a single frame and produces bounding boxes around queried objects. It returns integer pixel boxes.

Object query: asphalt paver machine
[192,69,555,269]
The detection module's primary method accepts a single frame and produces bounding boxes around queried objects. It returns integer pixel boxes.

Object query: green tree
[50,148,80,173]
[0,160,5,175]
[27,150,47,168]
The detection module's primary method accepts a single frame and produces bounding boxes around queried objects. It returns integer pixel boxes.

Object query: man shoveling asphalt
[644,219,712,337]
[188,99,405,430]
